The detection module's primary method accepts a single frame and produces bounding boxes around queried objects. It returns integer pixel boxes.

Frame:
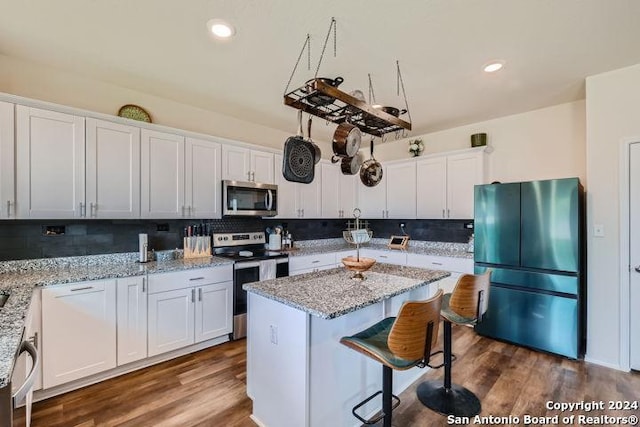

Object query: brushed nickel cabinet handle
[189,276,205,281]
[447,209,450,218]
[198,288,203,301]
[6,200,10,217]
[191,288,196,303]
[142,277,146,293]
[79,202,86,217]
[181,206,185,217]
[442,209,445,218]
[188,206,192,216]
[70,286,93,292]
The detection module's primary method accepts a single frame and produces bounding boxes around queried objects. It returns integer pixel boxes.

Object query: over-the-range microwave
[222,180,277,217]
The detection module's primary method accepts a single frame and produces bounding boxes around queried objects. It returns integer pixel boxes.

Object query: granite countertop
[243,263,450,319]
[286,238,474,259]
[0,252,233,388]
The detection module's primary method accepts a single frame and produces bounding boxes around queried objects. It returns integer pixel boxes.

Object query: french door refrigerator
[474,178,585,359]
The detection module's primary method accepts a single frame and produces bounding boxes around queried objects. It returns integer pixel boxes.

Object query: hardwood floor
[15,326,640,427]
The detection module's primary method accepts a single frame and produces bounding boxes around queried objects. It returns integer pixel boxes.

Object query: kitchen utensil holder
[183,236,212,259]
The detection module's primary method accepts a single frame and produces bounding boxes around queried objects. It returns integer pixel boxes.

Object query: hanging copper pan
[332,122,362,158]
[340,153,363,175]
[360,140,383,187]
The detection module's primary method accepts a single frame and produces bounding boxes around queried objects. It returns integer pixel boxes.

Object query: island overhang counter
[243,263,450,427]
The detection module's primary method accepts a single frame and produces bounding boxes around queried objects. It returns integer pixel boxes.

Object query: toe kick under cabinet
[147,265,233,357]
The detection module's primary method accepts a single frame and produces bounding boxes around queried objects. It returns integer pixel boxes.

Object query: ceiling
[1,0,640,141]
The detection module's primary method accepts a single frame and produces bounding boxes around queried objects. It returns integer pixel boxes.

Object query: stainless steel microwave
[222,180,277,217]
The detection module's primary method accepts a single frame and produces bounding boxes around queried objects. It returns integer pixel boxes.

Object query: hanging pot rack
[282,18,412,138]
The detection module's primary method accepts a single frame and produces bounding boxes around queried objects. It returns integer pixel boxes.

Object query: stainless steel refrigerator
[474,178,585,359]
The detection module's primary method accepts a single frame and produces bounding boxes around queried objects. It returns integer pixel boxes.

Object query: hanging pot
[307,116,321,164]
[341,153,363,175]
[282,111,315,183]
[303,76,344,106]
[364,105,407,127]
[332,122,362,158]
[360,140,383,187]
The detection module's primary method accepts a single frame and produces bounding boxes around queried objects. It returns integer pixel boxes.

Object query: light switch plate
[594,224,605,237]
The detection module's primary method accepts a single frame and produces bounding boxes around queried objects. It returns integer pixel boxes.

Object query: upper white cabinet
[357,163,387,219]
[222,145,275,184]
[41,279,117,388]
[320,162,358,218]
[140,129,185,218]
[274,154,321,218]
[86,118,141,218]
[185,137,221,218]
[416,148,486,219]
[0,101,14,219]
[16,106,85,218]
[386,161,416,219]
[274,154,297,218]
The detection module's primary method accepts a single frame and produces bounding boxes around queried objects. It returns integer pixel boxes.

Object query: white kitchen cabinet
[195,282,233,342]
[406,253,474,293]
[185,137,222,218]
[360,249,407,265]
[42,279,116,388]
[148,287,195,357]
[16,105,85,218]
[386,161,416,219]
[222,145,274,184]
[274,154,321,218]
[140,129,185,218]
[357,164,387,219]
[116,276,147,365]
[86,118,141,218]
[289,253,337,275]
[0,101,14,219]
[416,148,486,219]
[320,162,358,218]
[274,154,297,218]
[147,265,233,357]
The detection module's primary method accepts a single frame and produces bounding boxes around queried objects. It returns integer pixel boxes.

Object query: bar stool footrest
[416,380,481,417]
[352,390,401,425]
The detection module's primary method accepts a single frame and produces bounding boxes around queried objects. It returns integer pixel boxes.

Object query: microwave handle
[266,189,273,210]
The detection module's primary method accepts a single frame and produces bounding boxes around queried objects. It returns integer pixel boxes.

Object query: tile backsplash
[0,218,472,261]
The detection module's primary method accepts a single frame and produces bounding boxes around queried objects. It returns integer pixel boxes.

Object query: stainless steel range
[213,231,288,340]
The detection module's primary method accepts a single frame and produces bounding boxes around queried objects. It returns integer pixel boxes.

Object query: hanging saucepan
[341,152,363,175]
[364,105,407,128]
[282,110,315,184]
[332,122,362,158]
[303,77,344,106]
[360,140,383,187]
[306,116,321,164]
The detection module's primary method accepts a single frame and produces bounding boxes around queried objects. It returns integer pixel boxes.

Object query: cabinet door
[148,288,195,356]
[321,162,340,218]
[386,161,416,219]
[86,118,141,218]
[447,151,483,219]
[357,165,386,219]
[185,137,221,218]
[0,102,14,219]
[251,150,275,184]
[195,281,233,342]
[42,280,116,388]
[274,154,297,218]
[338,173,358,219]
[116,276,147,365]
[221,145,250,182]
[416,157,447,219]
[360,249,407,265]
[141,129,185,218]
[297,174,322,218]
[16,106,85,218]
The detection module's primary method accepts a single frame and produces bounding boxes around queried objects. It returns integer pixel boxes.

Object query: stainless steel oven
[222,180,277,217]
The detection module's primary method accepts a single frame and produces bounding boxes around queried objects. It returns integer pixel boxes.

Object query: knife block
[183,236,212,259]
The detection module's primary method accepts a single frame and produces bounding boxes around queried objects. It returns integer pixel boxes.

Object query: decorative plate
[118,104,152,123]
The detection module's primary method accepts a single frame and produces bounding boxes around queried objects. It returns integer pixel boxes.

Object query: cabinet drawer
[147,265,233,294]
[289,253,336,272]
[360,249,407,265]
[406,254,473,273]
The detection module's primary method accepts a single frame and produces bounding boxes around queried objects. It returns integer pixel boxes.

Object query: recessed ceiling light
[483,61,505,73]
[207,19,235,39]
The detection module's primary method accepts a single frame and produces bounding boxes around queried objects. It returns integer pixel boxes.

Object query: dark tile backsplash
[0,217,472,261]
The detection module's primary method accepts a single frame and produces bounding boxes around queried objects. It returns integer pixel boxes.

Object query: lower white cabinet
[360,249,408,265]
[406,253,474,293]
[289,253,336,275]
[42,280,116,389]
[116,276,147,365]
[147,266,233,357]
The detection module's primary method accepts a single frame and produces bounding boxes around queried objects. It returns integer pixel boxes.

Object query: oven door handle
[234,261,261,270]
[265,190,273,211]
[12,340,39,404]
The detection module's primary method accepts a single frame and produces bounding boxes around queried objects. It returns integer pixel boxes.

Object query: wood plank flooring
[14,326,640,427]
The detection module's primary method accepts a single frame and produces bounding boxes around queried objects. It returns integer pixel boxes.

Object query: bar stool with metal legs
[417,269,492,417]
[340,289,443,427]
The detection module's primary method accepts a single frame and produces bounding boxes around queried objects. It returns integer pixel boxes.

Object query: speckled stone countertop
[287,238,474,259]
[243,263,450,319]
[0,252,233,388]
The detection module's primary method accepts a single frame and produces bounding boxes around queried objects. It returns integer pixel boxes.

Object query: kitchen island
[244,263,449,427]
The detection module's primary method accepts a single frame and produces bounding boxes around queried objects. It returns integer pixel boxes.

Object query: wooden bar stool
[417,269,492,417]
[340,289,443,427]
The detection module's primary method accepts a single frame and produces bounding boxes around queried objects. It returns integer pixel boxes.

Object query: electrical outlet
[156,223,170,232]
[270,325,278,345]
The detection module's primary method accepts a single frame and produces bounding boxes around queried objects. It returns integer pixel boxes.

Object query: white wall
[0,53,299,151]
[585,63,640,369]
[374,101,586,184]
